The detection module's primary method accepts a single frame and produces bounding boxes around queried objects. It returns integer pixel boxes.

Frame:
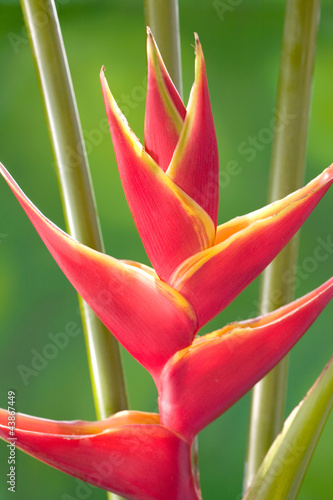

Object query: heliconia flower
[158,277,333,441]
[0,409,200,500]
[1,28,333,497]
[1,31,333,389]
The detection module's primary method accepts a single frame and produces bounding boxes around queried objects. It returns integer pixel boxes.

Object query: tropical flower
[0,30,332,499]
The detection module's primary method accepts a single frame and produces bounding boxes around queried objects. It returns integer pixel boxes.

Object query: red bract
[170,165,333,327]
[0,162,197,383]
[144,28,186,171]
[0,30,332,499]
[159,277,333,440]
[0,410,200,500]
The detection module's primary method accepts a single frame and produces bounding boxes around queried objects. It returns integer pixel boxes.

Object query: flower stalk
[245,0,321,488]
[20,1,128,495]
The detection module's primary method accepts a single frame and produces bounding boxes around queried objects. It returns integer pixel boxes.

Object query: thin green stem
[244,0,320,490]
[144,0,183,96]
[20,1,128,497]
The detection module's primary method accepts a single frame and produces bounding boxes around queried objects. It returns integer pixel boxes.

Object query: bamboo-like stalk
[20,1,128,498]
[144,0,183,96]
[244,0,320,490]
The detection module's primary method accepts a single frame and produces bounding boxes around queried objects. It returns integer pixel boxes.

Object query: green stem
[144,0,183,96]
[244,0,320,490]
[20,1,128,497]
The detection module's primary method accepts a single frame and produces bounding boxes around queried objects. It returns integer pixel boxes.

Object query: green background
[0,1,332,499]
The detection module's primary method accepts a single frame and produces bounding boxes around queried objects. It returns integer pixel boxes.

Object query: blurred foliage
[0,1,332,499]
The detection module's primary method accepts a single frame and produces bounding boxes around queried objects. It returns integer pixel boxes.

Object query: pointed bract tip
[100,66,109,92]
[323,162,333,181]
[194,33,202,51]
[146,26,159,58]
[193,33,204,63]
